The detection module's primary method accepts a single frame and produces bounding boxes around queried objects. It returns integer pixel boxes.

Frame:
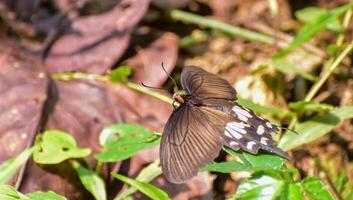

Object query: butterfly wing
[200,99,288,159]
[160,104,223,184]
[181,66,237,100]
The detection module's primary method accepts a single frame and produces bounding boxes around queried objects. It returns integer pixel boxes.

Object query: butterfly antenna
[280,127,299,135]
[141,82,169,91]
[161,62,179,92]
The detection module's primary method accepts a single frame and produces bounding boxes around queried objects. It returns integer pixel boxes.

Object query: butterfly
[160,66,288,184]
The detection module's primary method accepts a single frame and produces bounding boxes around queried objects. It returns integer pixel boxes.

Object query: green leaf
[114,160,162,200]
[0,147,35,184]
[235,171,301,200]
[71,160,106,200]
[271,59,318,81]
[26,191,66,200]
[302,177,335,200]
[33,130,91,164]
[334,172,349,194]
[289,101,334,113]
[202,147,286,173]
[96,124,160,162]
[109,66,132,83]
[274,2,353,58]
[296,7,344,32]
[278,106,353,150]
[0,185,27,200]
[0,185,66,200]
[237,98,293,118]
[111,173,170,200]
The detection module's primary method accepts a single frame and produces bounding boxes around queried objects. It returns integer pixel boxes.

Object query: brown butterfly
[160,66,288,184]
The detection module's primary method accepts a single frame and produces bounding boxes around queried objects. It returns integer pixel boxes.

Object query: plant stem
[287,41,353,130]
[304,41,353,101]
[114,159,162,200]
[52,73,174,105]
[170,10,274,44]
[123,82,174,105]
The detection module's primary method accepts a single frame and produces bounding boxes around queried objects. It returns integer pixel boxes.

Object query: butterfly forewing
[160,104,223,184]
[181,66,237,100]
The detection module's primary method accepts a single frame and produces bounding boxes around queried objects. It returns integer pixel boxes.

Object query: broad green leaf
[33,130,91,164]
[71,161,106,200]
[237,98,292,118]
[111,173,170,200]
[289,101,334,113]
[302,177,335,200]
[0,185,66,200]
[278,106,353,150]
[96,124,160,162]
[235,172,303,200]
[202,147,286,173]
[274,2,353,58]
[0,147,35,184]
[109,66,132,83]
[296,7,344,32]
[0,185,27,200]
[271,59,318,81]
[26,191,66,200]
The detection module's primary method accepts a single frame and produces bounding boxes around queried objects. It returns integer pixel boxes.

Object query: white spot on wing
[247,141,256,150]
[257,125,265,135]
[260,137,268,145]
[226,122,247,134]
[230,141,239,146]
[266,122,273,128]
[224,129,242,139]
[232,106,253,122]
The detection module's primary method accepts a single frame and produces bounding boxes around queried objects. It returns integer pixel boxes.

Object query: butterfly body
[161,66,288,184]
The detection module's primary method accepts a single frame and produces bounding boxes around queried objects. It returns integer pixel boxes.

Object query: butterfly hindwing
[160,104,223,184]
[201,99,288,159]
[181,66,237,100]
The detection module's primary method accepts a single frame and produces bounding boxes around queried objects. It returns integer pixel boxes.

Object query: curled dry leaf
[125,32,179,86]
[45,0,150,74]
[0,49,48,163]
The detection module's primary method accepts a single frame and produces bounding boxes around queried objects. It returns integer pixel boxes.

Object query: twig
[286,41,353,130]
[52,72,174,105]
[170,10,274,44]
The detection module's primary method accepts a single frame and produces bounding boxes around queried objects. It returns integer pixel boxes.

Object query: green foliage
[0,185,66,200]
[71,160,107,200]
[114,160,162,200]
[289,101,334,114]
[96,124,160,162]
[274,2,353,58]
[296,7,344,32]
[271,59,318,81]
[302,177,335,200]
[109,66,132,83]
[278,106,353,150]
[0,147,35,184]
[231,172,337,200]
[202,147,285,173]
[233,171,303,200]
[33,130,91,164]
[111,173,170,200]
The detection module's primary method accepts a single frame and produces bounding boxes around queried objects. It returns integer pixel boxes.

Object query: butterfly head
[173,92,185,104]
